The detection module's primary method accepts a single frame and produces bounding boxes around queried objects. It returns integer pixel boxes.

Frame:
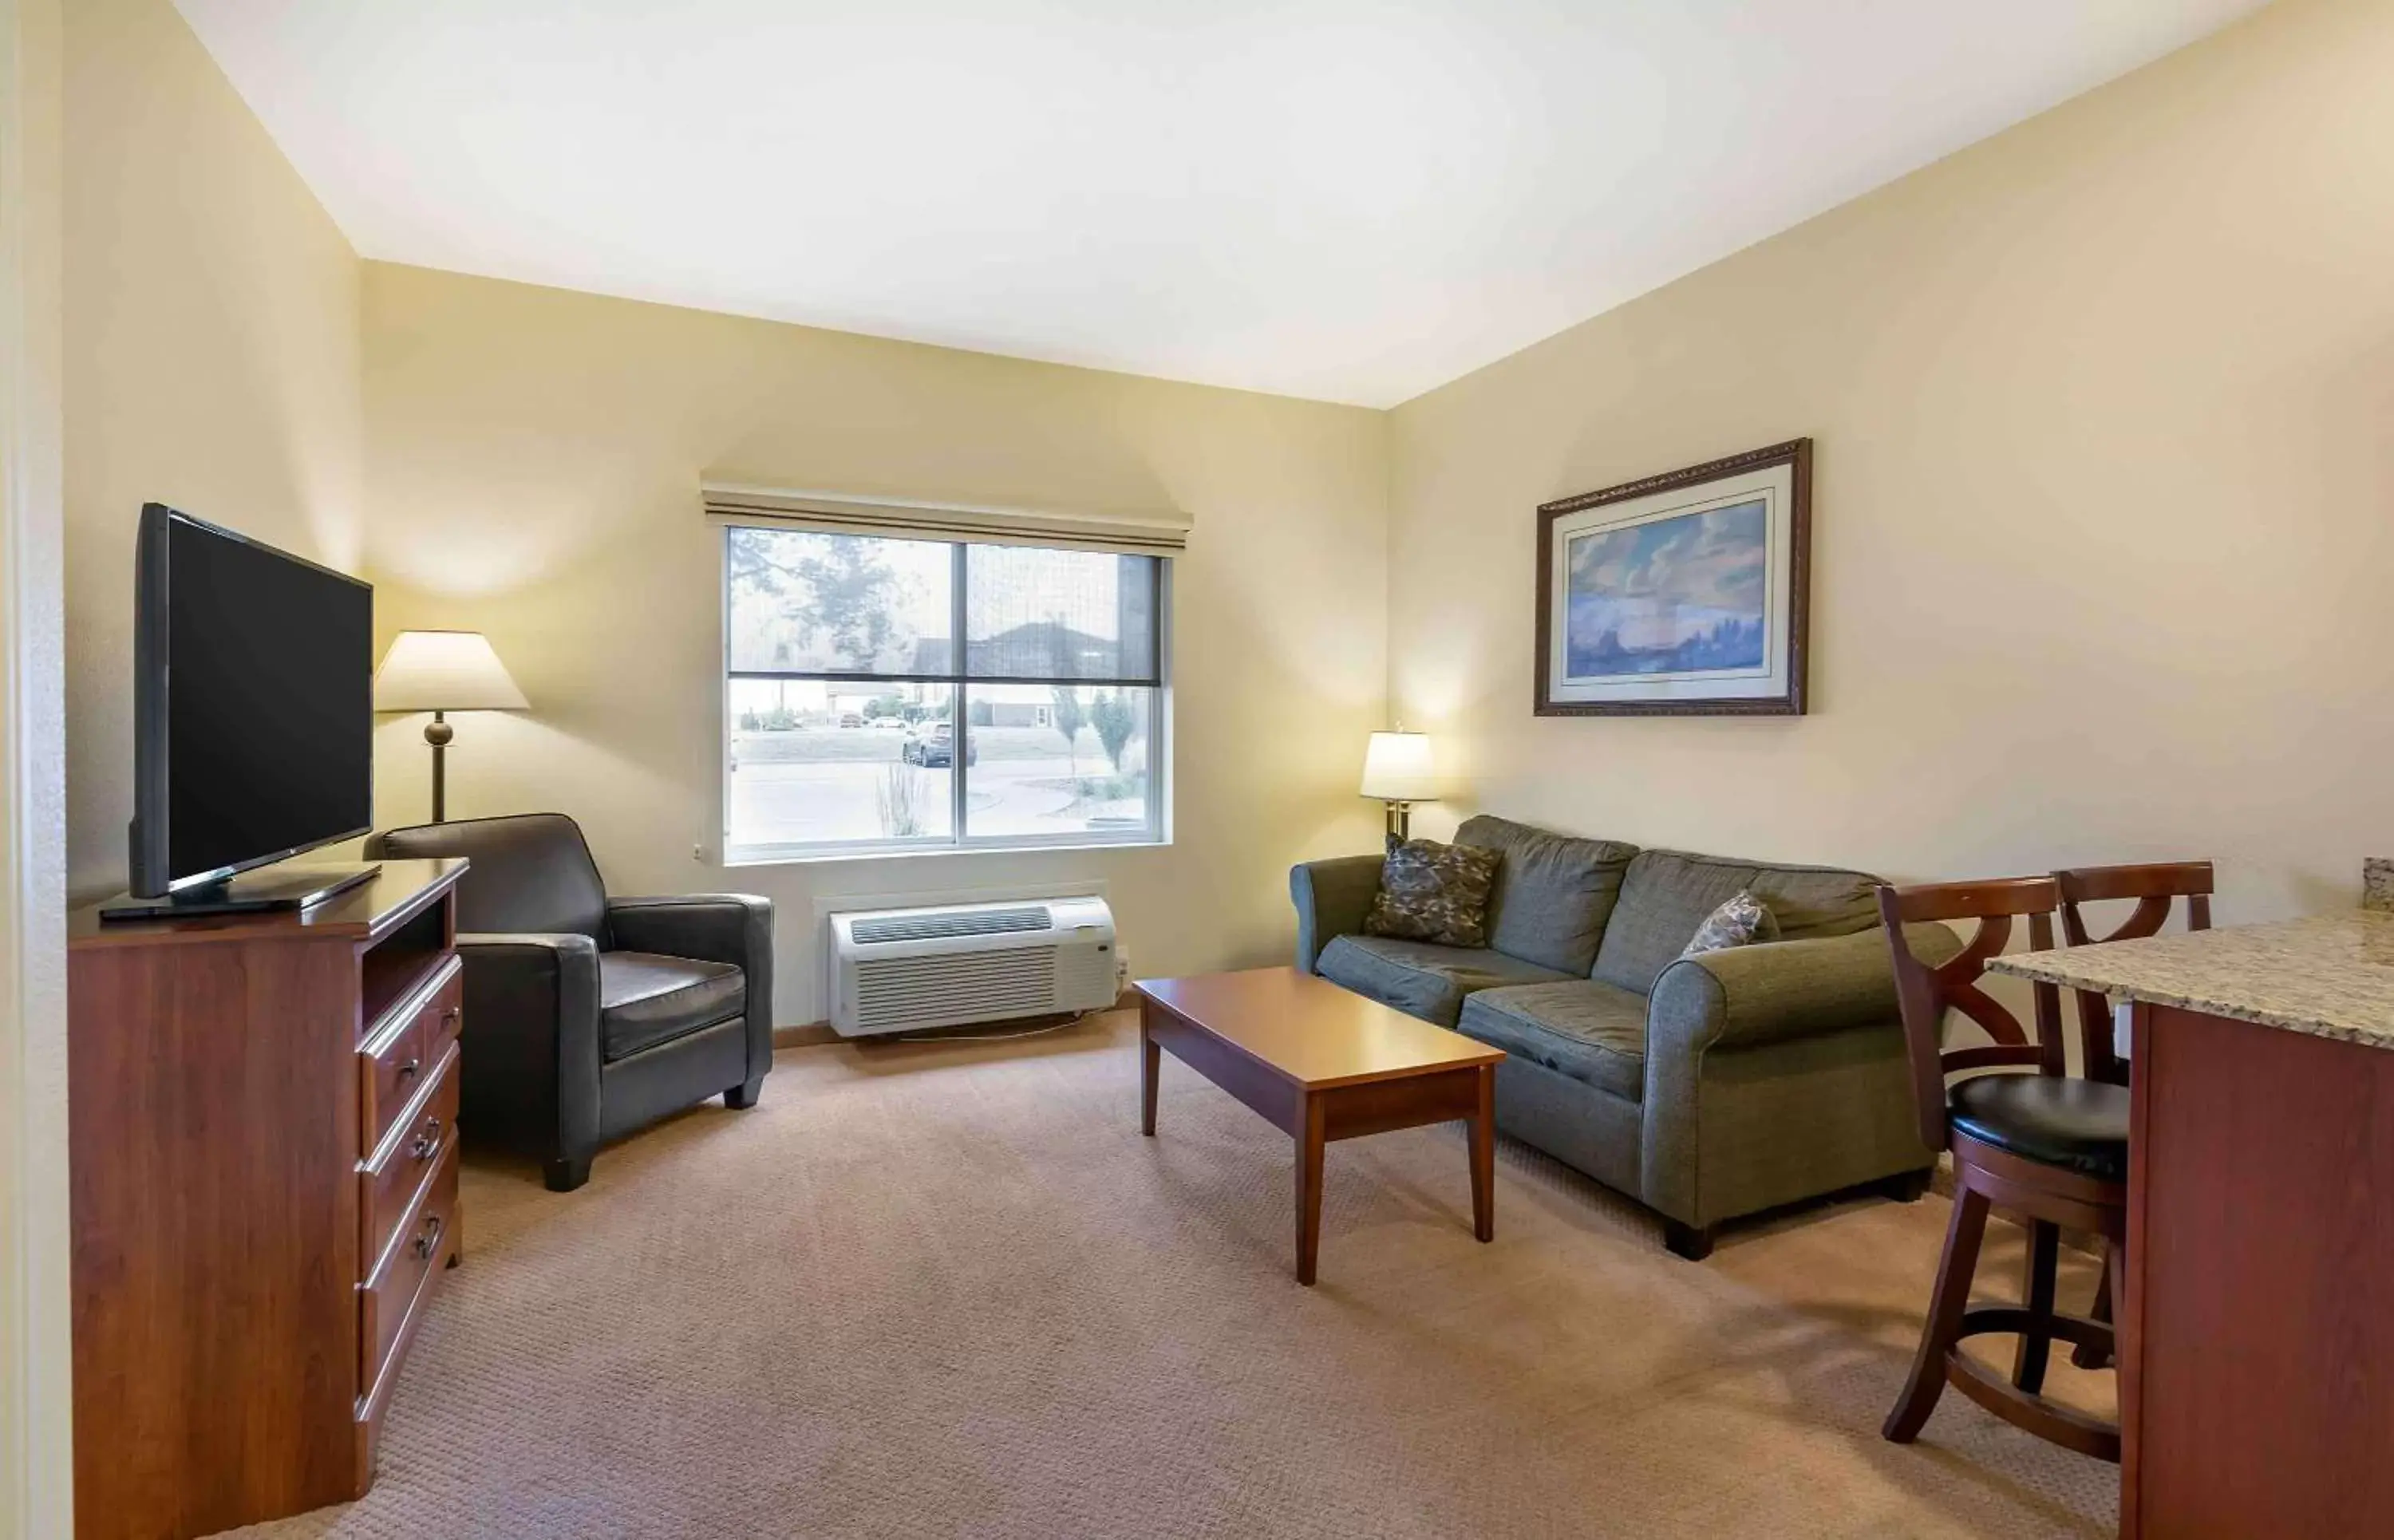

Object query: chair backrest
[365,812,610,943]
[2054,860,2214,1084]
[1875,878,2066,1151]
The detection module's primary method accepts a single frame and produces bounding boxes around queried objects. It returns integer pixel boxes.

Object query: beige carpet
[230,1012,2118,1539]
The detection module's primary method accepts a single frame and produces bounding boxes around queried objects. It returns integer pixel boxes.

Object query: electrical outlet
[692,843,705,863]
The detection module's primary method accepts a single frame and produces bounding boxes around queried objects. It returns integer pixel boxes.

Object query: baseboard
[772,990,1137,1052]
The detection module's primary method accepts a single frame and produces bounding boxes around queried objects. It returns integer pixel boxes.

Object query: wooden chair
[1876,878,2127,1463]
[2055,860,2214,1084]
[2051,859,2212,1368]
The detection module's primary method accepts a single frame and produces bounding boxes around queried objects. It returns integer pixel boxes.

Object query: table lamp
[1361,729,1436,848]
[373,630,528,823]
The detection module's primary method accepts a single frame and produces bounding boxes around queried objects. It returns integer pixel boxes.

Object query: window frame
[718,524,1171,864]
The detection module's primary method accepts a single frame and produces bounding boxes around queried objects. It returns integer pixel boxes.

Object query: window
[722,526,1167,859]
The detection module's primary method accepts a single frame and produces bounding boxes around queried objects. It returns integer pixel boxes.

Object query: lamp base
[1383,800,1412,850]
[425,712,453,823]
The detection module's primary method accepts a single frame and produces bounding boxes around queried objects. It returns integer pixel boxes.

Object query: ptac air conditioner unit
[828,897,1117,1037]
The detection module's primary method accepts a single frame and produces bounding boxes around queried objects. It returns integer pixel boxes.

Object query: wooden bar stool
[2054,860,2214,1085]
[2052,859,2212,1368]
[1876,877,2127,1463]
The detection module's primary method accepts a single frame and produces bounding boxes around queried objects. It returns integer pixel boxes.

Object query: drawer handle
[412,1214,443,1261]
[411,1119,444,1161]
[396,1056,421,1083]
[441,1007,460,1027]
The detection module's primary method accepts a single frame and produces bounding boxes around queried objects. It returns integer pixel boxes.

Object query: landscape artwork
[1535,439,1811,716]
[1563,500,1769,680]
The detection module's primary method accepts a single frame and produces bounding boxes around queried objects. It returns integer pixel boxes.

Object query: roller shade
[702,482,1189,556]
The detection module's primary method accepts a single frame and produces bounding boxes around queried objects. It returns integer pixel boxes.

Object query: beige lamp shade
[1360,731,1436,802]
[373,630,529,713]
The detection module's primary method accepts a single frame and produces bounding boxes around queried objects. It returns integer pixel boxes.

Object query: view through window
[723,526,1166,857]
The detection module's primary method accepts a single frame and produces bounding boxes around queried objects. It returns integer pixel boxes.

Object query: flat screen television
[113,503,378,915]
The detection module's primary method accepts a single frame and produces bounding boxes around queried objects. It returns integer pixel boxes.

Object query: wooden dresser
[68,859,469,1540]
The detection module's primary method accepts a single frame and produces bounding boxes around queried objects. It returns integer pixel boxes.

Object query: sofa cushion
[599,951,746,1063]
[1459,981,1648,1102]
[1362,838,1503,948]
[1594,850,1880,995]
[1455,815,1638,975]
[1314,934,1571,1027]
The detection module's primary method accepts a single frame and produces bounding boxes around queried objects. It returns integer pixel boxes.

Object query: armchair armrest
[1648,923,1961,1054]
[607,894,772,969]
[605,894,775,1088]
[1290,855,1385,973]
[452,932,603,1165]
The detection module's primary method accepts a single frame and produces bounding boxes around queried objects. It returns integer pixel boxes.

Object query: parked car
[869,716,904,729]
[901,720,976,767]
[838,712,864,729]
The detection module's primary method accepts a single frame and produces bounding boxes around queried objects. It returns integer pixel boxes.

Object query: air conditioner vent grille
[850,905,1051,945]
[853,948,1059,1031]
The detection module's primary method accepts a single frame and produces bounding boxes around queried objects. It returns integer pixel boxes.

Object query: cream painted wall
[361,264,1389,1024]
[1387,0,2394,922]
[61,0,362,900]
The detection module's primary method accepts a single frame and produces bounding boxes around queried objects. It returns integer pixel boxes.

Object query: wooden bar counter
[1991,913,2394,1538]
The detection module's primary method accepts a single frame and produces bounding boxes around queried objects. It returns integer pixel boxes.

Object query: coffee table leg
[1139,1009,1159,1136]
[1295,1093,1326,1285]
[1470,1063,1495,1243]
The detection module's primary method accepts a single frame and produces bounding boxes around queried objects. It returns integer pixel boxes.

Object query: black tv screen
[129,504,373,896]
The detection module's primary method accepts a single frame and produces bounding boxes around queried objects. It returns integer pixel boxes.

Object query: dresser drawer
[360,1136,458,1394]
[361,1041,460,1273]
[360,959,461,1155]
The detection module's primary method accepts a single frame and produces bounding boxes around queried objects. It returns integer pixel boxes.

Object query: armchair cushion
[1458,980,1648,1102]
[1454,815,1638,975]
[1314,934,1570,1027]
[599,952,745,1063]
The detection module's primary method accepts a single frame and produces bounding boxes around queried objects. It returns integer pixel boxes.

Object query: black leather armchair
[365,813,773,1191]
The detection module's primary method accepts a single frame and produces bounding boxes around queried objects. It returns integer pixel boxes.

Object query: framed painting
[1535,438,1811,717]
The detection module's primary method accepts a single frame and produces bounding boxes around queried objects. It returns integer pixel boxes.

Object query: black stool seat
[1949,1073,2129,1182]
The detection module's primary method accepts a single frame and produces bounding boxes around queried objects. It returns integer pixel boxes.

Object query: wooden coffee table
[1134,966,1506,1285]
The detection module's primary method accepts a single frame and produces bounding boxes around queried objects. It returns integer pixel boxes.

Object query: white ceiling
[175,0,2266,407]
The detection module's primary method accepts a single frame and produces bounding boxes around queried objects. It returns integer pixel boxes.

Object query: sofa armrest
[1290,854,1385,973]
[1637,922,1961,1230]
[1647,923,1961,1054]
[606,894,776,1088]
[453,932,603,1163]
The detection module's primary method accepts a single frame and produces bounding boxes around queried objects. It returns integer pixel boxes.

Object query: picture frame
[1535,438,1811,717]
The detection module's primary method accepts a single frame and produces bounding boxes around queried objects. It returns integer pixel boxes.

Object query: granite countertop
[1986,911,2394,1052]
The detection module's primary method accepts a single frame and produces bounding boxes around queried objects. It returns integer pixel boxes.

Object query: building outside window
[721,525,1167,859]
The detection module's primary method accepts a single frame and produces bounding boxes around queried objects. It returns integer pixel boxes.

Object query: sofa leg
[1662,1218,1716,1262]
[725,1075,764,1110]
[543,1154,593,1193]
[1880,1168,1933,1203]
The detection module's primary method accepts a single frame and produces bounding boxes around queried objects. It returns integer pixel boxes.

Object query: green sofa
[1291,815,1956,1258]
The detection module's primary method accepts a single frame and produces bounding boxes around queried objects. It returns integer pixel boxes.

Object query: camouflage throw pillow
[1362,839,1503,949]
[1681,889,1780,959]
